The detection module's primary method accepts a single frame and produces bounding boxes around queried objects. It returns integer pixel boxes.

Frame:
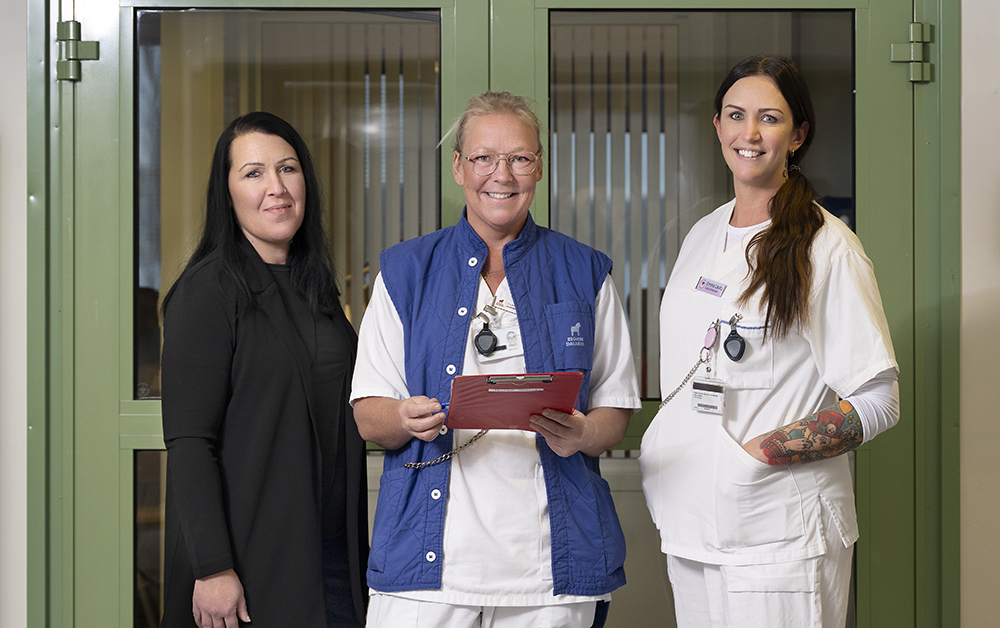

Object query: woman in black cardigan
[160,112,368,628]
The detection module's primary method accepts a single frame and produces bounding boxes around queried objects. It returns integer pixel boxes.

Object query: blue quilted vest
[367,211,627,596]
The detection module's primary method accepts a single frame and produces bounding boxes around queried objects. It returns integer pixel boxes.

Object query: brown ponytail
[740,167,823,339]
[715,56,821,339]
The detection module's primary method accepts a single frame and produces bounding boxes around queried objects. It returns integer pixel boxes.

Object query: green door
[486,3,920,627]
[36,1,484,626]
[31,0,950,626]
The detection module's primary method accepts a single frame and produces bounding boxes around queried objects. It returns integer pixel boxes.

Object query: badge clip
[723,313,746,362]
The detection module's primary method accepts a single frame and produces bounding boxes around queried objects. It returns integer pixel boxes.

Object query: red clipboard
[445,372,584,431]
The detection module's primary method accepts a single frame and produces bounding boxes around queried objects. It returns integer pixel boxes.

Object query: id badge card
[692,377,725,415]
[476,323,522,363]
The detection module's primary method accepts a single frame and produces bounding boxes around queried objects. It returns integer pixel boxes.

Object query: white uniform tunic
[353,272,640,605]
[639,200,897,566]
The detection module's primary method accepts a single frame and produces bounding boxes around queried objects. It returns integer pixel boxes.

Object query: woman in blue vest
[351,92,641,628]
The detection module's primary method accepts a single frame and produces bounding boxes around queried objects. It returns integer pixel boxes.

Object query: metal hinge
[56,21,99,81]
[890,22,931,82]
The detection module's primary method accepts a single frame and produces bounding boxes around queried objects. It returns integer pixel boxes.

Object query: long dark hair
[716,55,822,339]
[162,111,341,317]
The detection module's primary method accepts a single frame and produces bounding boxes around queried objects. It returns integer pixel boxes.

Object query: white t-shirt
[352,273,641,605]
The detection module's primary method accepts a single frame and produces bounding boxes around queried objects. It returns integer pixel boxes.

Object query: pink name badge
[695,277,726,297]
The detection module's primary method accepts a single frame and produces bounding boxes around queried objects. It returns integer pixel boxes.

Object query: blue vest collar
[457,209,539,268]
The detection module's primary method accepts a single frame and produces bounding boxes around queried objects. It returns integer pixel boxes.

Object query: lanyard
[659,319,719,409]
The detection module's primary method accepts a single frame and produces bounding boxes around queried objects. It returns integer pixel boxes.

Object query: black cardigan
[160,244,368,627]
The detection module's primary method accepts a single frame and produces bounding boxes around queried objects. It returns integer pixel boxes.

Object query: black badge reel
[474,310,506,357]
[723,313,746,361]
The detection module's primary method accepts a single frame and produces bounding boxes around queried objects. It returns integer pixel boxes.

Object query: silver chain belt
[658,347,712,409]
[403,429,489,469]
[658,318,720,409]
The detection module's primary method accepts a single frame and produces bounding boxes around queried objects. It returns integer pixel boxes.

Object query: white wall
[960,0,1000,625]
[0,0,28,625]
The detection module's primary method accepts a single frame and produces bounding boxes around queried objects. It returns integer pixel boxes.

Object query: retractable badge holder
[474,308,506,357]
[691,319,726,414]
[723,313,746,361]
[659,319,726,415]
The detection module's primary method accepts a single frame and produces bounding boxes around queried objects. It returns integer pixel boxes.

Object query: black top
[270,264,351,540]
[160,243,368,628]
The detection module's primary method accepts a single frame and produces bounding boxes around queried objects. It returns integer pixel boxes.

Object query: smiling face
[713,75,809,195]
[227,131,306,264]
[452,113,543,242]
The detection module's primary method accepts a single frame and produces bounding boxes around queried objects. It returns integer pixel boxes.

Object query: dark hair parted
[162,111,341,318]
[715,55,823,340]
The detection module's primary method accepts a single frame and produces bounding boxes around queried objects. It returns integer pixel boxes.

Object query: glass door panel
[549,10,853,399]
[544,10,860,628]
[134,451,165,628]
[131,9,442,626]
[134,9,442,400]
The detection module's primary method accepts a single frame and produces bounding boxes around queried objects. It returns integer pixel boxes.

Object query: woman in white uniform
[352,92,641,628]
[639,56,899,627]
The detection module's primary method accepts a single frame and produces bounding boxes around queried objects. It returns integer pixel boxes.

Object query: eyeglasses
[458,151,541,177]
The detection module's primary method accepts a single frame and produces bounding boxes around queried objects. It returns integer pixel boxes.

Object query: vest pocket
[589,469,627,575]
[544,301,595,372]
[367,467,408,574]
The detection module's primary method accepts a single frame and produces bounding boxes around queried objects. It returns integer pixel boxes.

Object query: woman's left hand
[530,406,631,457]
[530,409,589,457]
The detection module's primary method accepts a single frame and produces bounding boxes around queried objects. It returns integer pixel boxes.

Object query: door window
[131,10,441,626]
[548,10,854,398]
[134,9,442,400]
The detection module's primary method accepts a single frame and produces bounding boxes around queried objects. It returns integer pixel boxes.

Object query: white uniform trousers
[367,595,597,628]
[666,506,854,628]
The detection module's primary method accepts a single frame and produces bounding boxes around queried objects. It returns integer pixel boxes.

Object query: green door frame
[912,0,962,624]
[26,0,960,625]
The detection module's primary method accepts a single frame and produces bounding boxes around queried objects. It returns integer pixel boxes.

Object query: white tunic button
[439,425,449,435]
[458,307,468,316]
[431,489,442,500]
[468,257,479,268]
[425,551,437,562]
[446,364,457,375]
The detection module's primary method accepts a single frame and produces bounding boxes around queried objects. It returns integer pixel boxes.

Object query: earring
[783,150,796,179]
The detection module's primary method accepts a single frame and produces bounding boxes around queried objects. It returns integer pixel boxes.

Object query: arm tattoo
[758,399,863,466]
